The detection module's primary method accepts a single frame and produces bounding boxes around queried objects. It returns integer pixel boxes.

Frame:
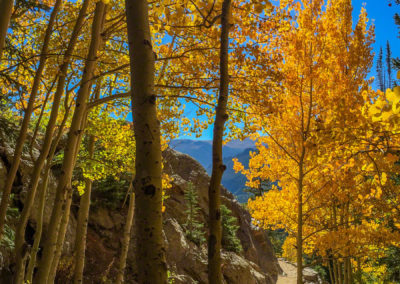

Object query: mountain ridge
[169,139,256,202]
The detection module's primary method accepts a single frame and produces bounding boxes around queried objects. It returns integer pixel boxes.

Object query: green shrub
[266,229,287,257]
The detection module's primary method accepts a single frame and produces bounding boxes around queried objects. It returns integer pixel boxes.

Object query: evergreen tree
[184,182,205,245]
[377,47,385,91]
[389,1,400,70]
[244,178,273,200]
[380,246,400,282]
[387,41,393,89]
[221,205,242,253]
[393,0,400,31]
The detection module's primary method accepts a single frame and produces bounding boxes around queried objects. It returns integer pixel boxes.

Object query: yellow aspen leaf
[371,115,381,122]
[369,105,381,116]
[393,102,400,114]
[381,173,387,185]
[376,187,382,199]
[386,89,397,103]
[381,111,391,121]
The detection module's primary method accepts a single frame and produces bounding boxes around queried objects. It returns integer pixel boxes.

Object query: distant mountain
[219,148,254,203]
[169,139,255,169]
[169,139,213,168]
[169,139,256,202]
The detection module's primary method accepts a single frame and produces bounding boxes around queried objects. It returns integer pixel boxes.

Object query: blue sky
[184,0,400,141]
[353,0,399,83]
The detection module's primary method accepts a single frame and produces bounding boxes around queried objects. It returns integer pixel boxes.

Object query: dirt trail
[277,259,297,284]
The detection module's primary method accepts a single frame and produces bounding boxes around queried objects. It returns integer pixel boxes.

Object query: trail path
[277,259,297,284]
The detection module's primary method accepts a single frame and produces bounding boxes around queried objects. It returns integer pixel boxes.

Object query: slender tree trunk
[25,164,50,283]
[297,162,304,284]
[347,258,353,284]
[72,84,101,284]
[328,260,334,284]
[344,258,349,284]
[48,189,73,283]
[0,0,61,239]
[72,176,93,284]
[35,3,106,282]
[207,1,231,283]
[50,114,87,283]
[338,261,343,284]
[125,0,167,281]
[13,250,28,284]
[29,76,58,152]
[25,94,72,283]
[333,259,338,284]
[0,0,13,59]
[115,183,135,284]
[297,121,307,284]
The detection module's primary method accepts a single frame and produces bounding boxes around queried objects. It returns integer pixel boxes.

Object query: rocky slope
[0,118,280,283]
[162,148,280,283]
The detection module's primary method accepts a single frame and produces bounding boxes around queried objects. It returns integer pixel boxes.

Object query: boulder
[0,117,76,257]
[222,252,274,284]
[303,267,321,284]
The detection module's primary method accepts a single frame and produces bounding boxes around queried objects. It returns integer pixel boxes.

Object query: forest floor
[277,259,297,284]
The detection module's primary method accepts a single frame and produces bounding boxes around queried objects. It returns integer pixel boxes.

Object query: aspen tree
[115,182,135,284]
[35,2,106,282]
[208,0,231,282]
[0,0,62,238]
[73,85,101,284]
[234,1,400,282]
[125,0,167,281]
[49,116,89,282]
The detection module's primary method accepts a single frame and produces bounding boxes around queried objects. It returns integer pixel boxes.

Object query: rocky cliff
[0,117,280,283]
[162,149,280,283]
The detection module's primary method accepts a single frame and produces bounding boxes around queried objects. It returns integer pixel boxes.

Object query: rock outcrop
[162,148,280,283]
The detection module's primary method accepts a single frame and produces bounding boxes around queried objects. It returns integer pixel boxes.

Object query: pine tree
[184,182,205,245]
[377,47,385,91]
[244,178,273,200]
[387,41,393,89]
[389,1,400,70]
[221,205,242,253]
